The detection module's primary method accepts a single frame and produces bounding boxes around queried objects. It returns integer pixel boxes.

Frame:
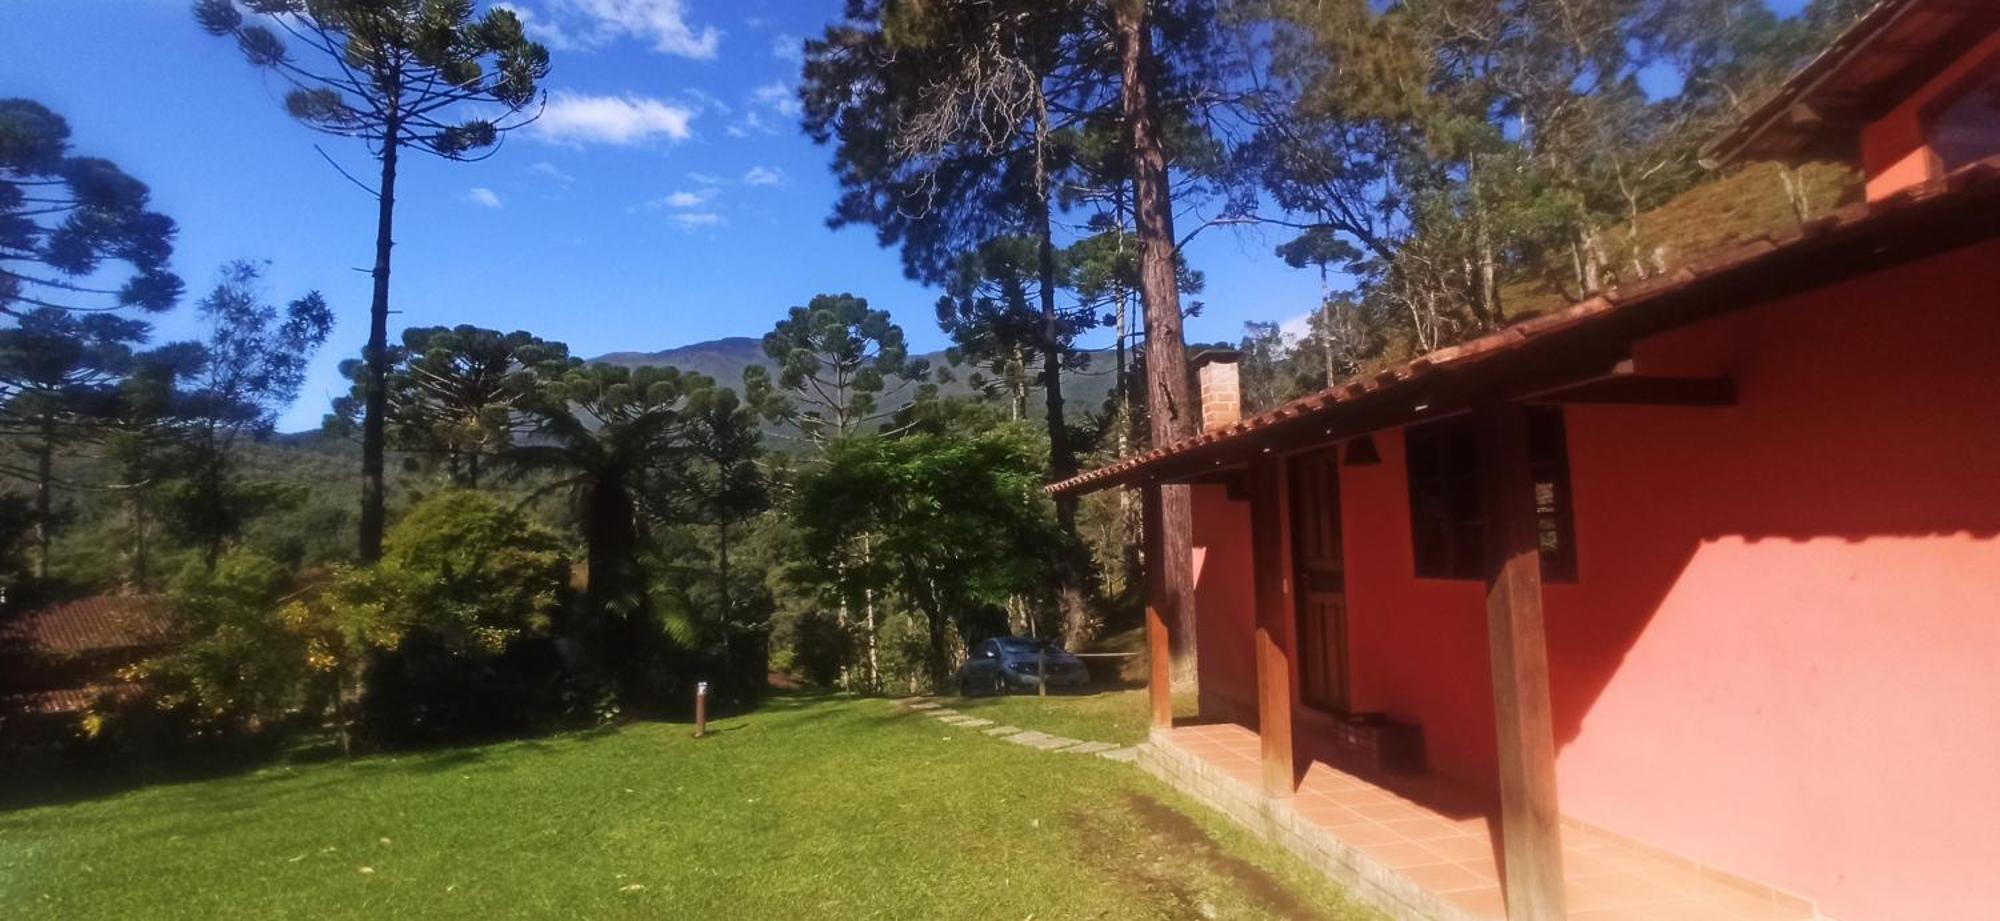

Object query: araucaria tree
[327,325,570,488]
[746,293,930,447]
[1,98,184,578]
[195,0,550,562]
[0,98,183,321]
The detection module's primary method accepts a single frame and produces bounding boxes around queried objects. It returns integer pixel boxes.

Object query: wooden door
[1289,447,1349,713]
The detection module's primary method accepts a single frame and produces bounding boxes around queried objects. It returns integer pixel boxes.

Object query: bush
[141,551,309,735]
[354,489,573,744]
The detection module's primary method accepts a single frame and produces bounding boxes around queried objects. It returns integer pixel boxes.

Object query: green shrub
[354,489,573,744]
[139,551,308,736]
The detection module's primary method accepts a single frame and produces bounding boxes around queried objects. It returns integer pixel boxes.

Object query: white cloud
[681,88,732,116]
[528,161,575,184]
[532,91,695,146]
[771,33,803,62]
[670,212,725,230]
[685,172,723,185]
[499,0,720,58]
[647,189,715,209]
[1278,312,1314,342]
[752,81,803,118]
[741,166,785,187]
[464,187,504,208]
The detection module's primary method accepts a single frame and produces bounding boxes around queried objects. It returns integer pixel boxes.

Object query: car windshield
[997,639,1061,656]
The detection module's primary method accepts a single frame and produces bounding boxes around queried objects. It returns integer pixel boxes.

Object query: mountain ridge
[589,338,1121,421]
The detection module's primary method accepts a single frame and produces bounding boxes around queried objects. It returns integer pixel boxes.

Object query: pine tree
[195,0,550,562]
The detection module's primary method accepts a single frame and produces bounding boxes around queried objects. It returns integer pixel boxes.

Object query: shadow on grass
[0,686,842,815]
[1069,791,1362,921]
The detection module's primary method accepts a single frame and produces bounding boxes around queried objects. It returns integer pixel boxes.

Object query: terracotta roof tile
[6,595,173,657]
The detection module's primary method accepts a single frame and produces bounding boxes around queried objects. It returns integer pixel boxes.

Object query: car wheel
[991,673,1008,696]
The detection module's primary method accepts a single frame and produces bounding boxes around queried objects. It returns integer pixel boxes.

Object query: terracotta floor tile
[1327,821,1402,847]
[1425,835,1499,864]
[1562,849,1627,880]
[1444,885,1508,920]
[1158,731,1814,921]
[1295,801,1365,827]
[1565,878,1625,912]
[1383,817,1467,842]
[1399,860,1493,893]
[1590,871,1684,905]
[1357,839,1447,869]
[1568,908,1655,921]
[1352,801,1426,822]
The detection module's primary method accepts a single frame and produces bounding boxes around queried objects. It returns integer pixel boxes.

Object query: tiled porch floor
[1161,723,1813,921]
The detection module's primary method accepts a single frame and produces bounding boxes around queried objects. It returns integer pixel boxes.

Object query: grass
[937,687,1198,746]
[0,692,1379,921]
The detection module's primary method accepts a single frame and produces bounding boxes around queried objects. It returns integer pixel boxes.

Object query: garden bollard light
[694,681,709,739]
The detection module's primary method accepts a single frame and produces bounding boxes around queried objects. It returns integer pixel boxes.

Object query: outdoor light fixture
[1343,435,1382,466]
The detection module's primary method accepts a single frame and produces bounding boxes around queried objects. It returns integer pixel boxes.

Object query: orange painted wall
[1859,31,2000,200]
[1273,240,2000,920]
[1540,239,2000,921]
[1183,243,2000,921]
[1190,483,1259,719]
[1336,437,1502,790]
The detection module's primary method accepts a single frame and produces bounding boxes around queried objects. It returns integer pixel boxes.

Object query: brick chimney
[1193,348,1243,432]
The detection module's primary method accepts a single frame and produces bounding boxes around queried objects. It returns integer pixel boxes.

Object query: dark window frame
[1923,50,2000,175]
[1403,408,1579,583]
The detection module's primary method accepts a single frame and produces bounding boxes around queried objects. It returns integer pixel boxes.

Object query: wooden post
[1142,483,1174,730]
[1479,400,1567,921]
[1248,454,1295,798]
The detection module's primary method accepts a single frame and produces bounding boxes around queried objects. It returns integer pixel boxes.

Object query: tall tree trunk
[1117,0,1198,686]
[33,413,53,581]
[1469,158,1500,329]
[360,107,401,564]
[1032,100,1076,492]
[861,532,881,690]
[717,520,731,621]
[125,483,149,593]
[1033,95,1093,649]
[585,477,644,696]
[1318,262,1337,387]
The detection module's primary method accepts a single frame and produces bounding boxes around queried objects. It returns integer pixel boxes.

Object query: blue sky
[3,0,1809,431]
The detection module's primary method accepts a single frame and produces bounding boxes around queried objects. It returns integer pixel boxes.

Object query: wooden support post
[1479,399,1568,921]
[1248,454,1295,798]
[1142,484,1173,730]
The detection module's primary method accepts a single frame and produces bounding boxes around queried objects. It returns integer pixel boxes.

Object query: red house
[1052,4,2000,920]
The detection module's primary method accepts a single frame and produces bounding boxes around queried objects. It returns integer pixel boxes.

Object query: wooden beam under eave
[1247,454,1295,798]
[1478,399,1568,921]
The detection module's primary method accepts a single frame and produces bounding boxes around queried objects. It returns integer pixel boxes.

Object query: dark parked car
[958,637,1089,695]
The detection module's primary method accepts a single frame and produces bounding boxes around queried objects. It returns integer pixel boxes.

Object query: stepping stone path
[1006,730,1082,751]
[894,698,1140,763]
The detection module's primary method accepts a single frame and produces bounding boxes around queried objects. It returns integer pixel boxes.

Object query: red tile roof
[5,594,173,657]
[1707,0,2000,165]
[1050,159,2000,496]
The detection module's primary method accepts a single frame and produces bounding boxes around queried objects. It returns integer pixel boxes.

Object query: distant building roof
[1052,158,2000,495]
[5,594,173,658]
[1707,0,2000,165]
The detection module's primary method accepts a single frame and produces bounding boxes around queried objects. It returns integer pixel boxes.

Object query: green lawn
[0,693,1377,921]
[937,687,1198,746]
